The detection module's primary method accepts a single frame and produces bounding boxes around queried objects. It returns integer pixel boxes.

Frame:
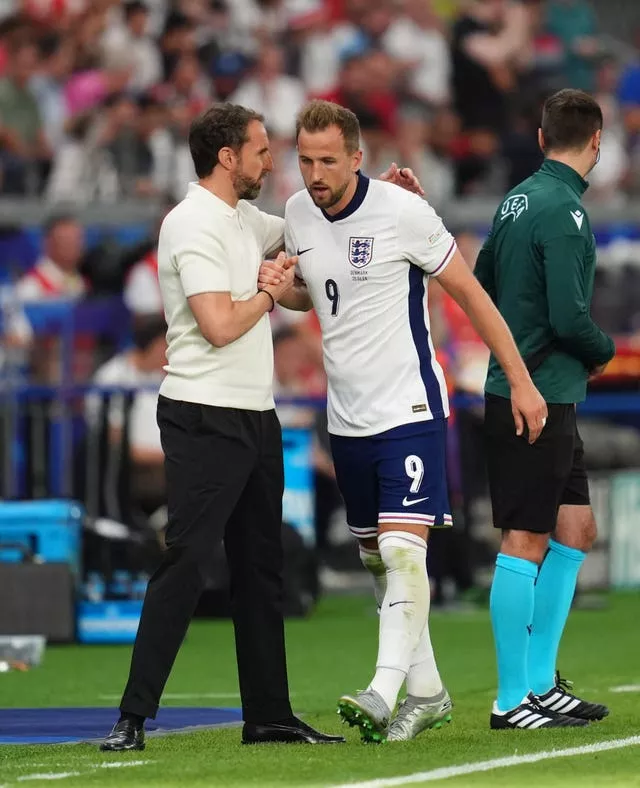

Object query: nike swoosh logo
[296,247,313,256]
[402,496,429,507]
[389,600,415,608]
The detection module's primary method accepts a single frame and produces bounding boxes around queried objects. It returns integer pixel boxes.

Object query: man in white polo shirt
[100,104,345,750]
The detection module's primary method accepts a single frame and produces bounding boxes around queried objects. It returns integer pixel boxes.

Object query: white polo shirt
[158,182,285,410]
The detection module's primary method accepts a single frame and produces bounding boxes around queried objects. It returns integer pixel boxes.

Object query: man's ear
[538,128,545,154]
[352,149,363,172]
[594,128,602,151]
[218,146,236,171]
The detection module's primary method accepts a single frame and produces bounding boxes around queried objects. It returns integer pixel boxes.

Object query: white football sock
[359,544,387,609]
[367,531,429,711]
[406,553,444,698]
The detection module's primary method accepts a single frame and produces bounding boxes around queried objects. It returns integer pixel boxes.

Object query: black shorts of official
[484,393,590,534]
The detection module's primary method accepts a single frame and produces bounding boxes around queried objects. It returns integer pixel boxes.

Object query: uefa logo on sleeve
[348,237,374,268]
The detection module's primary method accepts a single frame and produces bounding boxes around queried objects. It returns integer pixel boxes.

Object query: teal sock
[490,553,539,712]
[528,539,586,696]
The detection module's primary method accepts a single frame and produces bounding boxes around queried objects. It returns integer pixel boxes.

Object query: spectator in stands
[15,213,91,382]
[322,50,398,169]
[383,0,450,111]
[123,200,175,316]
[230,42,307,142]
[589,58,629,204]
[96,93,173,199]
[45,111,120,204]
[90,314,167,517]
[545,0,601,93]
[16,214,86,301]
[158,11,197,82]
[450,0,530,194]
[153,51,212,118]
[31,36,75,151]
[101,0,163,93]
[0,32,52,195]
[287,2,340,97]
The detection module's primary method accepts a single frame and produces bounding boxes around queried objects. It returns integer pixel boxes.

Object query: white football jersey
[285,174,457,437]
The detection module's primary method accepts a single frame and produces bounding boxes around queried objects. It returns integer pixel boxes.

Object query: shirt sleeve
[172,225,230,297]
[541,211,615,368]
[397,196,457,276]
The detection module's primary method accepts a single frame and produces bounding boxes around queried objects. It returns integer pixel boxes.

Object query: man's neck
[199,173,238,208]
[324,172,359,217]
[546,153,590,180]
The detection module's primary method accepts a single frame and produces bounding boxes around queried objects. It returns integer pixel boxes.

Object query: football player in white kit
[259,101,546,742]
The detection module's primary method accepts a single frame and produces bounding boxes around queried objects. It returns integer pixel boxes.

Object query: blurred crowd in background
[1,0,640,602]
[0,0,638,206]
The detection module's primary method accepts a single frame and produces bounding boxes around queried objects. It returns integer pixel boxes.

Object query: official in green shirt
[476,89,614,731]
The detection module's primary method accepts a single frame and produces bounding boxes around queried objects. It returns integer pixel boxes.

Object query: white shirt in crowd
[158,182,284,410]
[230,76,307,139]
[285,174,456,437]
[89,352,164,455]
[124,252,163,316]
[101,24,163,93]
[383,17,450,105]
[15,257,88,302]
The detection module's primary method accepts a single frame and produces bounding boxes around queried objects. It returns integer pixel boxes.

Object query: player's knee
[359,540,385,576]
[378,531,426,573]
[500,529,549,565]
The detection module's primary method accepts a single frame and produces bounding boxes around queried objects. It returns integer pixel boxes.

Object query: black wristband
[258,289,275,312]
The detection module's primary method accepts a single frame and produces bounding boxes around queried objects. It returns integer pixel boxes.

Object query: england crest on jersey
[348,236,374,268]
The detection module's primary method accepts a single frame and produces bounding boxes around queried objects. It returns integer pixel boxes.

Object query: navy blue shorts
[329,420,453,540]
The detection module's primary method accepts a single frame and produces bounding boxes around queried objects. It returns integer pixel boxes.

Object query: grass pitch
[0,593,639,787]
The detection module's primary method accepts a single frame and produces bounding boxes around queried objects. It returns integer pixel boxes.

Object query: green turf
[0,592,639,787]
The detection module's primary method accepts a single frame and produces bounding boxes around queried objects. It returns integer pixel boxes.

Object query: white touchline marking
[14,760,151,784]
[328,736,640,788]
[610,684,640,693]
[96,761,150,769]
[17,773,81,782]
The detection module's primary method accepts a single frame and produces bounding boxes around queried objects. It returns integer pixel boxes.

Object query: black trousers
[119,396,293,724]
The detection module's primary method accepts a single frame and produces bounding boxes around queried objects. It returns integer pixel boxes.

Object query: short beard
[308,180,350,209]
[233,171,263,201]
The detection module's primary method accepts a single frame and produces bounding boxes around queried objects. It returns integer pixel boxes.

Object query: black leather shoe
[242,717,345,744]
[99,719,145,751]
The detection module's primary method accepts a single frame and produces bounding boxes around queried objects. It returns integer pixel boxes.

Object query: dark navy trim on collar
[321,171,370,223]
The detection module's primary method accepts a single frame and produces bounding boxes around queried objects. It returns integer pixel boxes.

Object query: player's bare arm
[188,267,296,347]
[437,249,548,443]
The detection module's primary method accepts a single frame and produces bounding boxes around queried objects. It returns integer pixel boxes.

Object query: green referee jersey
[475,158,616,405]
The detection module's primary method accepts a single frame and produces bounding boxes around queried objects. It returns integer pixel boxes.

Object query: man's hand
[378,162,425,196]
[588,362,608,381]
[260,251,297,303]
[258,251,297,288]
[511,380,548,444]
